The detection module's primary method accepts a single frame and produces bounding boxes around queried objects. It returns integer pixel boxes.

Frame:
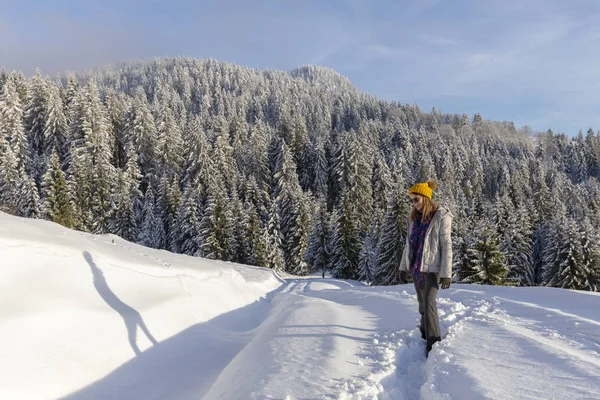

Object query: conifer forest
[1,58,599,291]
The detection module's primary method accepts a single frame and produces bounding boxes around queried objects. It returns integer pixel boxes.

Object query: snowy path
[202,278,419,399]
[195,280,600,399]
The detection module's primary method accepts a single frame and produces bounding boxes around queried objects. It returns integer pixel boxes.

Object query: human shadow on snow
[84,251,158,356]
[62,271,289,400]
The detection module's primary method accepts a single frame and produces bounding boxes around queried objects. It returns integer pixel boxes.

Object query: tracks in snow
[157,275,600,400]
[334,287,600,399]
[333,289,481,399]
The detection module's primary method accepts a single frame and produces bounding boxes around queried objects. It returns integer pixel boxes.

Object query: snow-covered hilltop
[1,212,599,399]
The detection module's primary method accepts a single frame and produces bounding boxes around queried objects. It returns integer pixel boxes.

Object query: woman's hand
[400,270,408,283]
[440,277,451,289]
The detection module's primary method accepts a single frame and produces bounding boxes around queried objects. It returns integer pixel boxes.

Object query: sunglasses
[409,196,421,204]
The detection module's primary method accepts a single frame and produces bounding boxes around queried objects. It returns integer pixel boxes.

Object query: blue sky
[1,0,599,136]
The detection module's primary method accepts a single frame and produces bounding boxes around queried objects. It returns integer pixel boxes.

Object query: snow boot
[426,336,441,357]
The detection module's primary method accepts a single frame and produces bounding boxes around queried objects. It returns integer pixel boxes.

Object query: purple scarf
[409,214,430,286]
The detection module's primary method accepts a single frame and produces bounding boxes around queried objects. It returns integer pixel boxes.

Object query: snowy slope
[1,212,599,400]
[0,212,283,399]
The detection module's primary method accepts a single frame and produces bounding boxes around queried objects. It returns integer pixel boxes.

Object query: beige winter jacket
[399,207,453,279]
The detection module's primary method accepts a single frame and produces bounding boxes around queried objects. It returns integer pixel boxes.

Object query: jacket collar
[409,206,450,227]
[430,206,450,225]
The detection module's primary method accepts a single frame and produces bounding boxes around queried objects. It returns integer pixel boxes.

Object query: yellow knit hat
[408,180,437,199]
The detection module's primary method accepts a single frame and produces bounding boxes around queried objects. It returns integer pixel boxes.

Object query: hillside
[0,57,599,291]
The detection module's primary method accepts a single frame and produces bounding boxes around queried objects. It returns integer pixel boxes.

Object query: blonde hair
[410,180,438,223]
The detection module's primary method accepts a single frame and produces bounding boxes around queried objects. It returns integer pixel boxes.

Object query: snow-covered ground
[1,212,599,400]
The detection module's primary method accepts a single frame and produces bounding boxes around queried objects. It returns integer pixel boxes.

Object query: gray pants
[414,272,441,349]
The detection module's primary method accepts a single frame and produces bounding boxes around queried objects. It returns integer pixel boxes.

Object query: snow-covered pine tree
[328,131,347,212]
[0,141,20,211]
[388,149,411,196]
[44,84,68,163]
[181,117,214,190]
[492,191,514,239]
[0,67,8,93]
[245,200,263,267]
[9,71,28,118]
[372,152,393,223]
[531,222,549,285]
[67,81,116,233]
[544,167,568,218]
[110,169,138,242]
[272,140,304,273]
[129,142,145,224]
[562,175,588,222]
[464,151,485,203]
[156,105,184,178]
[137,185,165,249]
[174,181,203,256]
[211,117,237,192]
[583,178,600,230]
[329,193,361,280]
[41,150,76,228]
[24,69,51,185]
[110,143,143,242]
[503,204,534,285]
[0,76,30,174]
[511,158,532,202]
[262,200,285,272]
[493,191,516,281]
[157,175,181,253]
[452,188,473,283]
[415,151,438,186]
[359,220,379,284]
[63,75,79,113]
[566,139,588,184]
[375,185,410,285]
[543,210,600,291]
[459,219,507,285]
[17,167,41,218]
[125,96,159,183]
[298,138,315,193]
[245,119,271,191]
[305,199,331,278]
[313,137,329,199]
[104,89,129,169]
[584,128,600,179]
[542,215,588,290]
[242,175,270,224]
[65,87,85,153]
[580,217,600,291]
[199,181,234,260]
[331,131,374,234]
[229,112,249,174]
[290,115,311,191]
[437,143,456,194]
[291,192,313,276]
[229,188,251,264]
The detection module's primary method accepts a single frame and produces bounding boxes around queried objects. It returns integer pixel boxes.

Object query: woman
[399,180,453,357]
